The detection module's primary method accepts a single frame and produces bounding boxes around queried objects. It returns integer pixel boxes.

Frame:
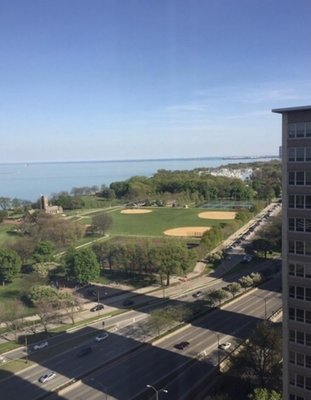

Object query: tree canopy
[0,248,22,285]
[63,247,100,283]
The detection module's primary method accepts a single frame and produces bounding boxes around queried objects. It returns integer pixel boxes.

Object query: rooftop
[272,105,311,114]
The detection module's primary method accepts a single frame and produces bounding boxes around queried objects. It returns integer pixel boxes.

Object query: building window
[288,171,311,186]
[296,123,306,138]
[297,195,305,208]
[306,310,311,323]
[297,264,305,277]
[297,374,304,388]
[297,287,304,300]
[296,241,304,254]
[307,242,311,255]
[288,122,311,138]
[306,355,311,368]
[297,331,304,344]
[297,309,304,322]
[296,172,305,185]
[297,353,304,366]
[306,333,311,346]
[288,147,311,162]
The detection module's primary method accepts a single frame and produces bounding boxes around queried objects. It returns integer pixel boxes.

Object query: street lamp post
[146,384,168,400]
[254,295,267,320]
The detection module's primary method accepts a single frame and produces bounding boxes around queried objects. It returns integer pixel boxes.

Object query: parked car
[219,342,231,350]
[39,371,56,383]
[33,341,49,350]
[77,347,92,357]
[192,291,203,298]
[95,332,109,342]
[122,299,134,306]
[90,304,104,312]
[174,341,190,350]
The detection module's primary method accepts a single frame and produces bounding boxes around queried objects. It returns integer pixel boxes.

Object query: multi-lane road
[1,273,281,400]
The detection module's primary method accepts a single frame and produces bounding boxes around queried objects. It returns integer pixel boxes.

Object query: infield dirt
[164,226,211,237]
[198,211,236,220]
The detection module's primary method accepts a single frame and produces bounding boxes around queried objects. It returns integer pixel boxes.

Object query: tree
[239,274,254,288]
[206,289,228,306]
[149,241,195,286]
[64,247,100,283]
[0,300,26,341]
[28,285,60,332]
[252,238,272,259]
[58,292,82,324]
[91,213,113,235]
[225,282,241,298]
[147,307,182,336]
[33,241,55,263]
[230,322,282,389]
[0,248,22,285]
[0,197,11,211]
[0,210,7,223]
[248,388,281,400]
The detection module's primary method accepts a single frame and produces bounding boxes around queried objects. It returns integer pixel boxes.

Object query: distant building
[272,105,311,400]
[40,195,63,215]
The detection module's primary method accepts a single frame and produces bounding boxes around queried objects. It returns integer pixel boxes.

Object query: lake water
[0,157,276,201]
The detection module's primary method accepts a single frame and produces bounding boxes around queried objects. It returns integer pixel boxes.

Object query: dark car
[174,341,190,350]
[192,291,203,298]
[122,299,134,306]
[90,304,104,312]
[77,347,92,357]
[87,289,97,297]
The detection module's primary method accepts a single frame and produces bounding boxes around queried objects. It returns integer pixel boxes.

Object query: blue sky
[1,0,310,162]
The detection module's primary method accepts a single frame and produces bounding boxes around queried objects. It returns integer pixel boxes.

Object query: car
[174,341,190,350]
[77,346,92,357]
[192,291,203,298]
[219,342,231,351]
[95,332,109,342]
[242,254,253,263]
[39,371,56,383]
[87,288,97,297]
[122,299,134,306]
[0,355,6,364]
[33,341,49,350]
[90,304,104,312]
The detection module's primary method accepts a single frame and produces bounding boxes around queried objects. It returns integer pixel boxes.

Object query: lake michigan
[0,157,277,202]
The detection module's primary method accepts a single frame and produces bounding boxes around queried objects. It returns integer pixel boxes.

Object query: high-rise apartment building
[272,106,311,400]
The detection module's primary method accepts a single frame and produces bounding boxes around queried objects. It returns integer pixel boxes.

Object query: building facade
[272,106,311,400]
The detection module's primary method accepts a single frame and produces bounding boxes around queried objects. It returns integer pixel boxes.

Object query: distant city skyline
[1,0,310,163]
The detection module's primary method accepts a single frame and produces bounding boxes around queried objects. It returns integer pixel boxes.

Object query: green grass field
[107,207,235,237]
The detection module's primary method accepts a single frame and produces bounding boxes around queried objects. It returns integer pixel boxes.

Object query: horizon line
[0,155,279,165]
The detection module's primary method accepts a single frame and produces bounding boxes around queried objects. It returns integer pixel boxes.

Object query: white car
[95,332,109,342]
[39,371,56,383]
[0,355,6,364]
[219,342,231,350]
[33,341,49,350]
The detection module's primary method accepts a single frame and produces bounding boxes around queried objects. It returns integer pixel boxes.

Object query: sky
[0,0,310,163]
